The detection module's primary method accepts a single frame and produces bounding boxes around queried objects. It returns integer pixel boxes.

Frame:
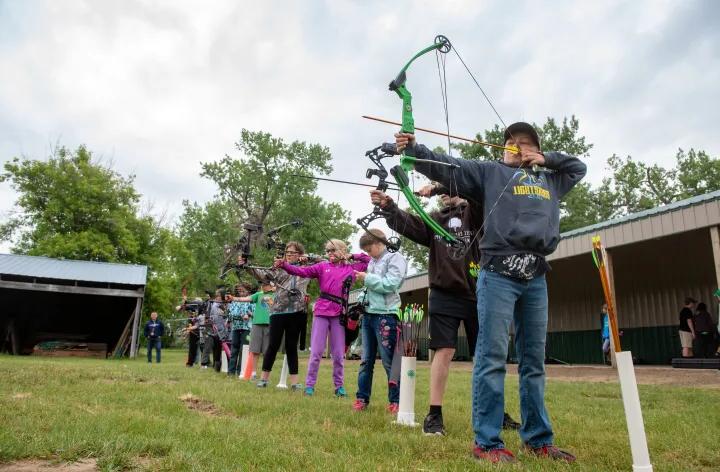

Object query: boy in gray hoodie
[395,122,586,464]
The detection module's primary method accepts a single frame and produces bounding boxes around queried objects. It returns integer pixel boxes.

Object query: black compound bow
[265,219,304,259]
[219,219,303,280]
[355,143,402,252]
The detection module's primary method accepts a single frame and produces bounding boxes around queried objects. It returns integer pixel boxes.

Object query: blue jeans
[147,337,161,363]
[357,314,399,403]
[472,269,553,449]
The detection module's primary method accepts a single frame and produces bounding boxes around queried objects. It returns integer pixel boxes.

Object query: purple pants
[305,315,345,388]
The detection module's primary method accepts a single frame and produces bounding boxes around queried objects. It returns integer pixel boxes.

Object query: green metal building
[390,190,720,364]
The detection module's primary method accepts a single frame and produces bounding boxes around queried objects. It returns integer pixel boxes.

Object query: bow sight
[219,218,303,280]
[356,143,402,252]
[265,219,304,258]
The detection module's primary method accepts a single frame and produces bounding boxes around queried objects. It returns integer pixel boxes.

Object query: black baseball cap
[504,122,540,148]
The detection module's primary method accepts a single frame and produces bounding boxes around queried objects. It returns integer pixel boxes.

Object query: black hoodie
[383,198,482,318]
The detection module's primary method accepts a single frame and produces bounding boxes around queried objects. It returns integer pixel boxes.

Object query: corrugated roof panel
[684,205,697,228]
[650,214,662,237]
[708,200,720,223]
[640,218,653,239]
[0,254,147,286]
[560,190,720,239]
[660,213,673,234]
[693,204,708,227]
[671,210,684,233]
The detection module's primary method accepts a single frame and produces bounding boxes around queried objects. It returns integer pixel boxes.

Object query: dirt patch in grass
[10,393,32,400]
[0,459,98,471]
[179,393,233,417]
[447,361,720,388]
[541,364,720,388]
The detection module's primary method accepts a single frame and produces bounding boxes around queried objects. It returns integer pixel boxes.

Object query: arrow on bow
[362,115,518,154]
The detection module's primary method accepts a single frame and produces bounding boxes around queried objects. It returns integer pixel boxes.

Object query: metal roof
[0,254,147,286]
[560,189,720,239]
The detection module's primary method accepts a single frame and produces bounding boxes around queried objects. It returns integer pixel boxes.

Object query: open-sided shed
[0,254,147,357]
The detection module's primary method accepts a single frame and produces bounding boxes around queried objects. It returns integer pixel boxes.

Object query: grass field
[1,349,719,471]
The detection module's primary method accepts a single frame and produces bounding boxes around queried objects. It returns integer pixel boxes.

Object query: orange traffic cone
[242,354,255,380]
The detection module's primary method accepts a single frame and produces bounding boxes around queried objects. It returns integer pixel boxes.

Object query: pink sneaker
[386,402,399,414]
[352,399,368,411]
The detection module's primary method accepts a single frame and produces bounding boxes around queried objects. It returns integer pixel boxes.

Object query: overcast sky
[1,0,718,253]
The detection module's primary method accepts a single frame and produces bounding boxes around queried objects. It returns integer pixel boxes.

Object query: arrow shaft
[362,114,516,153]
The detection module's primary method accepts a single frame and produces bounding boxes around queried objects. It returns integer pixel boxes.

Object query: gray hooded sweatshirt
[407,144,586,264]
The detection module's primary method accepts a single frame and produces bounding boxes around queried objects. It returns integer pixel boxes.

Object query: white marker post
[592,236,653,472]
[221,351,228,373]
[395,356,418,427]
[276,354,289,389]
[616,351,653,471]
[238,344,250,379]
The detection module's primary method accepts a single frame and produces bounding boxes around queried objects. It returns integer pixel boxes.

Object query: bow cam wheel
[435,35,451,53]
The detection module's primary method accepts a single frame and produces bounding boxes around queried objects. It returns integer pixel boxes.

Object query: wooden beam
[129,296,143,358]
[0,280,143,298]
[709,226,720,289]
[112,310,135,358]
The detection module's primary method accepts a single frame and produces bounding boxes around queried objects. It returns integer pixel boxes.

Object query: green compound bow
[384,34,467,258]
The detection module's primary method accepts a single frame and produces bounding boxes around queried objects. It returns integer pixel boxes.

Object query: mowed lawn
[1,349,718,471]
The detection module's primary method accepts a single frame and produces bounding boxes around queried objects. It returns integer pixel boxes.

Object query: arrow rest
[447,238,469,261]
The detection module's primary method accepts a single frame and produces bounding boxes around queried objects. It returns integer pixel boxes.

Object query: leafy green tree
[175,199,241,295]
[2,146,142,260]
[177,130,355,295]
[200,129,334,226]
[674,148,720,198]
[1,145,178,316]
[594,148,720,221]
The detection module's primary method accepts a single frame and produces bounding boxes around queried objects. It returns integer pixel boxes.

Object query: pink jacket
[281,254,370,316]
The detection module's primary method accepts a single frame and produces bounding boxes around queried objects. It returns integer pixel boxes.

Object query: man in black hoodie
[370,187,519,436]
[396,122,586,464]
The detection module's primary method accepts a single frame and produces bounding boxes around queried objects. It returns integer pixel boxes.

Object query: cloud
[1,0,718,254]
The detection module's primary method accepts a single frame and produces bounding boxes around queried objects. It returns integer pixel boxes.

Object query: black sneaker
[503,412,520,430]
[422,413,446,436]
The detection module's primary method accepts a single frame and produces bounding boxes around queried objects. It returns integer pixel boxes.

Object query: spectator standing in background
[600,304,610,365]
[144,312,165,364]
[678,297,697,358]
[693,302,716,358]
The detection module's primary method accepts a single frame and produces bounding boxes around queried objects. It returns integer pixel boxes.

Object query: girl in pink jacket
[275,239,369,397]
